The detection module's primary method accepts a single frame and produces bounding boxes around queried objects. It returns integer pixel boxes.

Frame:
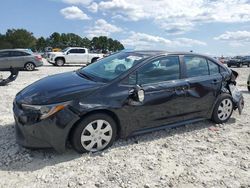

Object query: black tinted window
[69,49,78,53]
[137,56,180,84]
[208,60,219,75]
[10,51,29,57]
[0,51,9,58]
[184,56,209,77]
[78,49,85,53]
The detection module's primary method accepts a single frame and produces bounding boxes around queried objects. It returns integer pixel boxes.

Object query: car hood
[15,71,104,105]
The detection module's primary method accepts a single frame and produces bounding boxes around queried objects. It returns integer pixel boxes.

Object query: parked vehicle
[0,49,43,71]
[248,74,250,91]
[47,47,103,66]
[13,51,244,153]
[241,56,250,67]
[227,56,246,67]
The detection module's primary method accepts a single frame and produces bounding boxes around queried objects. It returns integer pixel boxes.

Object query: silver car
[0,49,43,71]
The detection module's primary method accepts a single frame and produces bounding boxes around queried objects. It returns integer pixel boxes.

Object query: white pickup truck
[47,47,103,66]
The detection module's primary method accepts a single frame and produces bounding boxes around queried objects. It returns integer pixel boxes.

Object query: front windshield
[79,52,150,82]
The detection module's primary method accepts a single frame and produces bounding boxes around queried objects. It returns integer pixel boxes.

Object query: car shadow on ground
[0,118,236,172]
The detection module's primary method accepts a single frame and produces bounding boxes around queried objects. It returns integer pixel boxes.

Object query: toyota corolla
[13,51,244,153]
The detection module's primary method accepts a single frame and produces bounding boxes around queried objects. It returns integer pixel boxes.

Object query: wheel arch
[67,109,121,143]
[55,56,65,62]
[91,57,100,63]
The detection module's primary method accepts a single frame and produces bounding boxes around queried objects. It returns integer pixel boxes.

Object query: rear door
[0,51,10,69]
[9,51,26,68]
[182,55,222,120]
[77,48,88,64]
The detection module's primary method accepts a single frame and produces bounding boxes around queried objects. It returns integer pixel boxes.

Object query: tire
[211,94,234,124]
[70,113,117,153]
[248,86,250,92]
[227,64,231,67]
[247,63,250,67]
[25,62,35,71]
[55,58,65,66]
[237,63,242,68]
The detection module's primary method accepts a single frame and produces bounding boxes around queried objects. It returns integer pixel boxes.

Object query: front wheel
[55,58,65,66]
[211,94,234,124]
[70,114,117,153]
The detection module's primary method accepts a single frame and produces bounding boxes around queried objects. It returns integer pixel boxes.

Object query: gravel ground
[0,61,249,188]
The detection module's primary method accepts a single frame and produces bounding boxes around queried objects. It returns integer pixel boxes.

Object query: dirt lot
[0,61,249,188]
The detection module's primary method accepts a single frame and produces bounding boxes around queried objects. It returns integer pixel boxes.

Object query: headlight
[21,101,71,120]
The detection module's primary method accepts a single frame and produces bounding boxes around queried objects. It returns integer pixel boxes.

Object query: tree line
[0,29,124,53]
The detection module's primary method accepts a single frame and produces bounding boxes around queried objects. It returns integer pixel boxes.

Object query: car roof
[0,49,30,52]
[124,50,214,59]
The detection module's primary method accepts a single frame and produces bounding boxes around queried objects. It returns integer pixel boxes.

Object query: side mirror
[66,51,70,55]
[130,85,145,103]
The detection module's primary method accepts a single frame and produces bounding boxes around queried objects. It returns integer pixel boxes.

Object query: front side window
[68,49,78,54]
[137,56,180,85]
[184,56,209,78]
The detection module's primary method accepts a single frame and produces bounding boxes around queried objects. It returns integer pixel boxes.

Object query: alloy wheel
[217,98,233,121]
[80,119,113,152]
[26,63,35,71]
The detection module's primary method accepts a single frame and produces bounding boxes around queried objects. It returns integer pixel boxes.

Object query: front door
[125,55,189,130]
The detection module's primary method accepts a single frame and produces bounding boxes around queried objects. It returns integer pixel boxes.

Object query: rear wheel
[248,86,250,91]
[227,64,231,67]
[55,58,65,66]
[211,94,234,124]
[25,62,35,71]
[70,114,117,153]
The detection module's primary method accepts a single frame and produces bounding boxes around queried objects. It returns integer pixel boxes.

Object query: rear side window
[208,60,219,75]
[10,51,30,57]
[78,49,85,53]
[137,56,180,84]
[0,51,9,58]
[184,56,209,77]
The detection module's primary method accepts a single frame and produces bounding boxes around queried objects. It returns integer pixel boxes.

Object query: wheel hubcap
[26,63,34,70]
[81,120,112,151]
[218,99,233,121]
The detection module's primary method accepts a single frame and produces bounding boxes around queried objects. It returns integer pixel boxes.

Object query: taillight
[35,55,42,61]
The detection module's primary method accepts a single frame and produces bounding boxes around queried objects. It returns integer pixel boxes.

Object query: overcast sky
[1,0,250,56]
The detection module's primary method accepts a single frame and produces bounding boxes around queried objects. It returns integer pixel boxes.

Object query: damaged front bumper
[13,101,80,152]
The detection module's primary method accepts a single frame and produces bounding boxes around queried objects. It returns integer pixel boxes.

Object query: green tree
[36,37,47,51]
[4,29,36,49]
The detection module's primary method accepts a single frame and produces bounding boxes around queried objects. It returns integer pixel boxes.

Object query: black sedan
[13,51,244,153]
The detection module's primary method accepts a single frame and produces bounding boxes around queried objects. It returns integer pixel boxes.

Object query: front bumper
[13,102,80,152]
